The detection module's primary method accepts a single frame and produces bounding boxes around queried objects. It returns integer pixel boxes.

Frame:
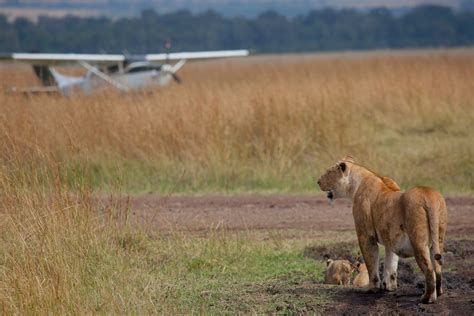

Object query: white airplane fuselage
[54,65,175,95]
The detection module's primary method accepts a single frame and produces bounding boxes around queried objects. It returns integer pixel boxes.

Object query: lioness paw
[420,293,437,304]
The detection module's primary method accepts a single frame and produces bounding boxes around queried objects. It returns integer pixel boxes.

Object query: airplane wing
[0,50,249,64]
[0,53,125,65]
[145,50,249,62]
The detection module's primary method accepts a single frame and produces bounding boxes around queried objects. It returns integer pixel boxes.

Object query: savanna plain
[0,49,473,314]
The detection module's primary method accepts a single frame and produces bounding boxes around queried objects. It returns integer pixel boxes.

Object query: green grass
[58,150,472,195]
[61,157,321,194]
[109,230,329,314]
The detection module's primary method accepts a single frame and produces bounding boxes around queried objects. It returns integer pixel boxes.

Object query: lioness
[324,259,354,286]
[317,156,448,304]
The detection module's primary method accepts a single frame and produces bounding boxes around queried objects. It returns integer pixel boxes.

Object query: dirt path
[126,194,474,314]
[128,195,474,235]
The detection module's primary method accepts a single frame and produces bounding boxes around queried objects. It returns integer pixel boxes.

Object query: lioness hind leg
[383,250,399,292]
[407,206,437,303]
[413,246,437,304]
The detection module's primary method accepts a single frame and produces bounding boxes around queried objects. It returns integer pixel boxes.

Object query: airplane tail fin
[32,65,57,86]
[33,65,83,90]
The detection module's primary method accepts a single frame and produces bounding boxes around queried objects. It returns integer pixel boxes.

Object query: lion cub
[353,262,369,287]
[324,259,354,286]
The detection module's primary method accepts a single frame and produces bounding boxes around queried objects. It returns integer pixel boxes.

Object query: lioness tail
[425,198,443,265]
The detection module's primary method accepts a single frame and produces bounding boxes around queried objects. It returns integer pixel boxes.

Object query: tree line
[1,5,473,54]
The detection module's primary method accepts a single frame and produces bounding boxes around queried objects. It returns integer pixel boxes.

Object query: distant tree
[1,6,473,54]
[396,5,456,47]
[0,15,20,51]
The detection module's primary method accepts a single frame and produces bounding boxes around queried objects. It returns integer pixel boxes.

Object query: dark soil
[304,241,359,261]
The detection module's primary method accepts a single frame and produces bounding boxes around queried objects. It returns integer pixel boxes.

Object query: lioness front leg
[383,250,399,291]
[358,236,380,292]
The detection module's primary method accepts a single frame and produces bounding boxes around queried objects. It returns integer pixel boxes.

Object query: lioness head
[317,156,354,201]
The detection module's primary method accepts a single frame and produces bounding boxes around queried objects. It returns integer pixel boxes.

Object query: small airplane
[0,49,249,95]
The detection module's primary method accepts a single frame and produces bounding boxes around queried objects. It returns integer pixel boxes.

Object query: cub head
[356,262,367,273]
[317,156,354,201]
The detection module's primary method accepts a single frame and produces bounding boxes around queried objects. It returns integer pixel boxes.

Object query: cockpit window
[126,65,161,73]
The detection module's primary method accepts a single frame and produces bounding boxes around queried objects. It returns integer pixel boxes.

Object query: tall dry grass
[1,50,473,193]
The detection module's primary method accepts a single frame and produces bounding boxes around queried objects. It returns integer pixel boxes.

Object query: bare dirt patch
[128,195,351,232]
[127,195,473,235]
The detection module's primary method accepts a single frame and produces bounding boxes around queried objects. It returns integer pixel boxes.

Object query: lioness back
[381,176,401,191]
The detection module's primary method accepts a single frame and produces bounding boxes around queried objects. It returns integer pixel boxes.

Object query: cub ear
[339,162,346,173]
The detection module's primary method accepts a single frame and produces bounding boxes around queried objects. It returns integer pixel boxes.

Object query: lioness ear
[339,162,346,173]
[342,155,355,163]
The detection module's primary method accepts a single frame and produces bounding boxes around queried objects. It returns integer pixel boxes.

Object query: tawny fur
[324,259,354,286]
[317,156,448,304]
[353,262,369,287]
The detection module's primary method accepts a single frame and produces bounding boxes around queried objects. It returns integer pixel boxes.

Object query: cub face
[356,262,368,273]
[324,259,354,286]
[353,262,370,287]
